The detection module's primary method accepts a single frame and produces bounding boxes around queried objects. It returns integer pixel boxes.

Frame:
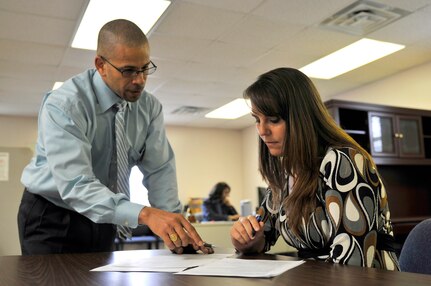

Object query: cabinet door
[369,112,398,157]
[369,112,424,158]
[397,115,424,158]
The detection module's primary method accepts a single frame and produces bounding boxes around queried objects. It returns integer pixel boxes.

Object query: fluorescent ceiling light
[53,82,63,90]
[205,99,251,119]
[300,38,405,79]
[72,0,171,50]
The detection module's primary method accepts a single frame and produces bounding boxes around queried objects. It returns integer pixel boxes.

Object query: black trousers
[17,189,116,255]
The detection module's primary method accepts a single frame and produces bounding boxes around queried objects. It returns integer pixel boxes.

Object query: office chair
[399,218,431,274]
[115,225,162,250]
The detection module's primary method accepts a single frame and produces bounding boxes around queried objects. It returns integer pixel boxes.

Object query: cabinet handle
[394,133,399,138]
[399,133,404,139]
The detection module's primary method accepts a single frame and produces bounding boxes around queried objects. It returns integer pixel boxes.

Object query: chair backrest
[399,218,431,274]
[131,225,153,236]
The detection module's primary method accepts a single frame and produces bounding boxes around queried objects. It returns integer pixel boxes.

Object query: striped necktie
[115,101,132,240]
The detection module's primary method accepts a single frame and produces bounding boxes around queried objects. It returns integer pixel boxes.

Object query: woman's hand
[230,215,265,254]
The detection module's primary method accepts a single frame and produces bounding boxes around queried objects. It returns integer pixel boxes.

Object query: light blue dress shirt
[21,69,181,228]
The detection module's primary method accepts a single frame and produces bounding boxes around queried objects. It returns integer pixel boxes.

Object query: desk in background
[1,249,431,286]
[114,221,295,252]
[192,221,297,254]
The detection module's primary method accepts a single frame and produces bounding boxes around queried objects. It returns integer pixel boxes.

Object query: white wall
[0,147,32,256]
[166,126,247,211]
[0,116,38,151]
[241,125,267,208]
[332,61,431,111]
[0,116,38,255]
[166,125,267,211]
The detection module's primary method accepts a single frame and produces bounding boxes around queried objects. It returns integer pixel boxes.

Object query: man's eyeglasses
[100,56,157,78]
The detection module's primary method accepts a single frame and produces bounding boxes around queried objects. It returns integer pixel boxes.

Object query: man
[18,19,211,255]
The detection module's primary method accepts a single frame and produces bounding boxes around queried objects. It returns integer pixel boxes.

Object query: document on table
[91,253,231,273]
[176,258,305,278]
[91,252,304,278]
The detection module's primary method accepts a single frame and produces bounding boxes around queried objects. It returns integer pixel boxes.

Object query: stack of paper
[91,253,304,278]
[176,258,305,278]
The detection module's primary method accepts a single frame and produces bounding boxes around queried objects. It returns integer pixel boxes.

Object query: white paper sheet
[176,258,305,278]
[91,253,231,273]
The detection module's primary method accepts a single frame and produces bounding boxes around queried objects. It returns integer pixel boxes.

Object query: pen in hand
[176,242,215,254]
[256,207,269,223]
[252,207,268,236]
[203,242,214,248]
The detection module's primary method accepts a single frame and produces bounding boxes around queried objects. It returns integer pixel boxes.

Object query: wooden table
[1,249,430,286]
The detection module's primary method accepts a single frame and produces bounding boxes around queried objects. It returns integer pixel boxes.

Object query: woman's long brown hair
[244,67,373,235]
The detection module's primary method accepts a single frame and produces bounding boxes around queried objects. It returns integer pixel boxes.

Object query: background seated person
[202,182,240,221]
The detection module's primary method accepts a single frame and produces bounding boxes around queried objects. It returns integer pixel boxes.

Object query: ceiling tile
[180,0,264,13]
[155,1,244,40]
[0,10,76,46]
[368,4,431,44]
[0,39,64,65]
[61,48,96,68]
[191,40,269,67]
[150,33,212,61]
[219,15,305,50]
[252,0,356,25]
[376,0,431,11]
[0,0,86,19]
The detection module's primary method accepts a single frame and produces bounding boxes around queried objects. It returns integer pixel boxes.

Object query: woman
[230,68,399,270]
[202,182,240,221]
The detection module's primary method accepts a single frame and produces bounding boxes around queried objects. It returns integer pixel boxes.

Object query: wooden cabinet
[423,116,431,158]
[368,112,424,158]
[325,100,431,165]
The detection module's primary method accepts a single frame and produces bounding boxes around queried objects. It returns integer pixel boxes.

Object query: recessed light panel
[205,99,251,120]
[300,38,404,79]
[72,0,171,50]
[53,82,63,90]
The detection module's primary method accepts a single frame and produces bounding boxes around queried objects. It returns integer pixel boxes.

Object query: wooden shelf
[374,157,431,165]
[325,99,431,165]
[391,216,431,224]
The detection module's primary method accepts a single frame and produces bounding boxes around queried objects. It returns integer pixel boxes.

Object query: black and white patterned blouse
[261,147,400,270]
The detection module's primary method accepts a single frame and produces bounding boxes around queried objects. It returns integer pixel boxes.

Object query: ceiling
[1,0,431,130]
